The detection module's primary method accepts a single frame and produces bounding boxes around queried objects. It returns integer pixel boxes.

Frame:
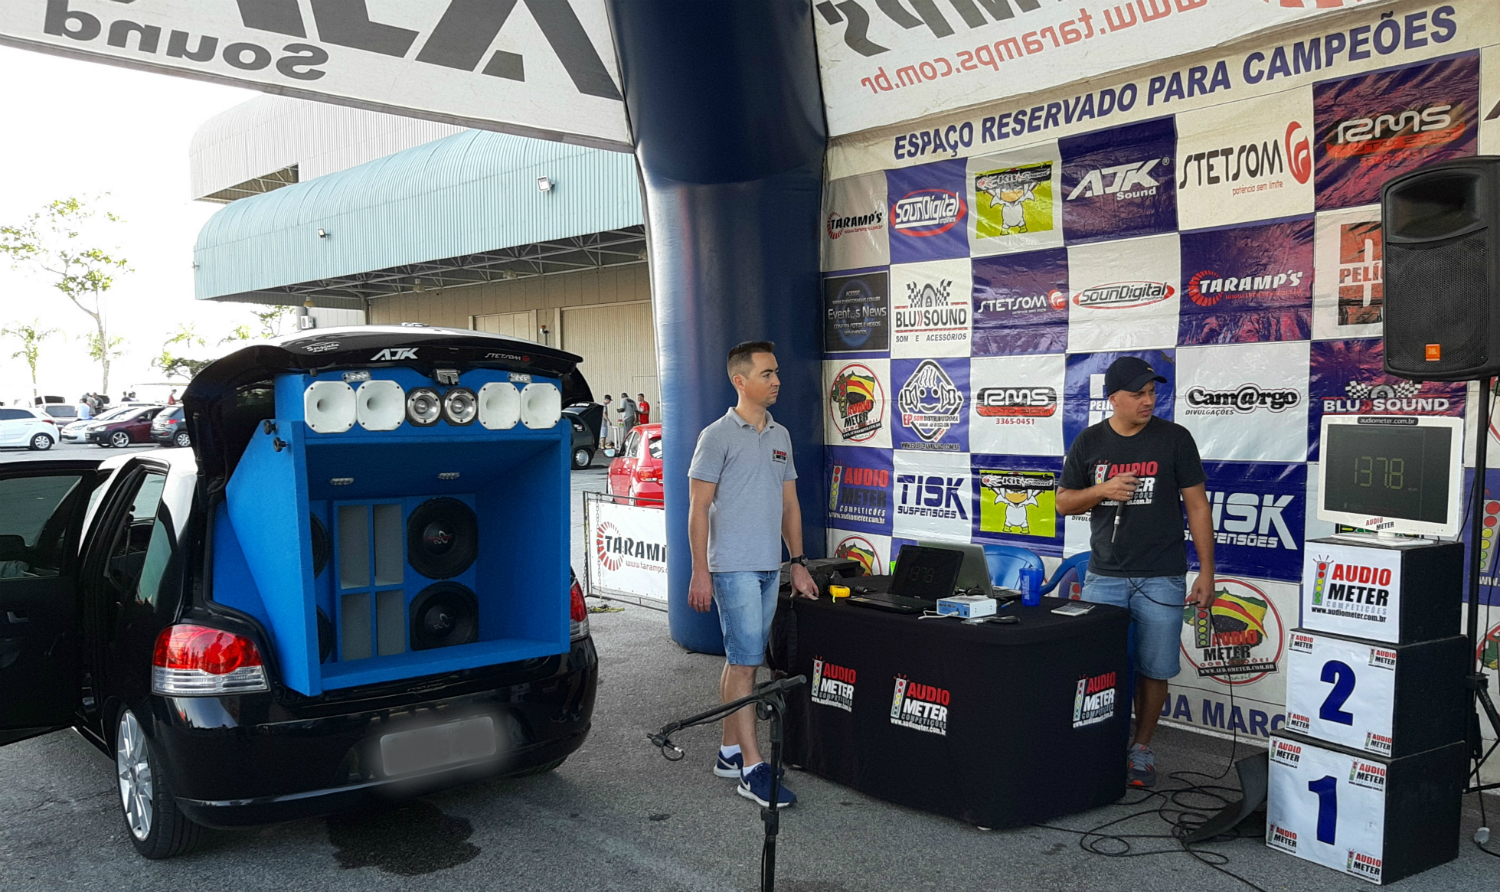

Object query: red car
[607,423,663,506]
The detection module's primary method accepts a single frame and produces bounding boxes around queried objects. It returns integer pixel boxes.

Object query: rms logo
[1328,104,1461,157]
[891,189,966,237]
[975,387,1058,417]
[1072,281,1174,309]
[371,347,418,361]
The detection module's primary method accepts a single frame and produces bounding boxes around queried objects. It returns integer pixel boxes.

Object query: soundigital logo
[828,364,885,443]
[897,360,963,443]
[1179,121,1311,188]
[827,207,885,240]
[891,189,966,237]
[1186,270,1304,307]
[1184,385,1300,413]
[975,387,1058,417]
[1066,158,1169,201]
[1328,104,1461,157]
[1072,281,1174,309]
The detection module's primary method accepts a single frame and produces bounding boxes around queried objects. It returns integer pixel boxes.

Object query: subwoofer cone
[310,513,331,577]
[406,498,479,579]
[409,582,479,651]
[406,387,442,426]
[316,606,334,663]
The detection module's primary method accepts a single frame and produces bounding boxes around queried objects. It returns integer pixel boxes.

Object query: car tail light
[570,575,589,640]
[152,625,270,695]
[633,465,662,482]
[43,418,56,426]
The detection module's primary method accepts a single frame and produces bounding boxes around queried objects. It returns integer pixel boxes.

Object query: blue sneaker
[738,762,796,808]
[713,750,743,778]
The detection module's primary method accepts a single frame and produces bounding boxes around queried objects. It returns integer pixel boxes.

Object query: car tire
[173,431,191,448]
[571,447,593,470]
[115,709,203,859]
[28,433,53,451]
[110,431,132,448]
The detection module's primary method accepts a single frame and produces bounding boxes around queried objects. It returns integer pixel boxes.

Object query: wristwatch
[789,555,808,567]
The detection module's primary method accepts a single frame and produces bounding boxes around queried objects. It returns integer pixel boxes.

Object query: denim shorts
[712,570,781,666]
[1082,575,1187,680]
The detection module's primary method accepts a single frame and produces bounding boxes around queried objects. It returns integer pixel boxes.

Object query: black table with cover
[768,579,1131,828]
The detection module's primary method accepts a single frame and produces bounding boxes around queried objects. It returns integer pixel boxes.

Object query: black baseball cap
[1104,357,1167,397]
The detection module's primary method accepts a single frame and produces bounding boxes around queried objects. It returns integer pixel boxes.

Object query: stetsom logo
[1181,577,1284,685]
[891,189,966,237]
[1186,269,1305,307]
[1072,281,1174,309]
[1286,121,1312,184]
[1327,103,1463,157]
[827,207,885,240]
[975,386,1057,417]
[1184,384,1300,414]
[828,363,885,443]
[1179,121,1310,189]
[889,676,950,735]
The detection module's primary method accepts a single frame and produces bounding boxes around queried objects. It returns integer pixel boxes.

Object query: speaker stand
[647,675,806,892]
[1466,377,1500,794]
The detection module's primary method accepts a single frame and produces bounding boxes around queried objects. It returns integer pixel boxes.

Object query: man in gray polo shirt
[689,340,818,808]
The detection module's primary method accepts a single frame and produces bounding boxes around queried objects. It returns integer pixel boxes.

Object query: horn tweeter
[477,382,520,430]
[356,380,406,431]
[303,381,356,433]
[406,498,478,579]
[409,582,479,651]
[520,382,562,429]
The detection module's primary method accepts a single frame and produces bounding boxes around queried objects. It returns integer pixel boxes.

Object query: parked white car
[0,406,58,450]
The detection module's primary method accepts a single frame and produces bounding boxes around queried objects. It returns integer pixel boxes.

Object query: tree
[152,324,213,382]
[1,320,62,403]
[221,304,296,345]
[0,197,129,393]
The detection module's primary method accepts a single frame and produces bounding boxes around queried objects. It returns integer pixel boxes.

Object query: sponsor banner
[1177,218,1314,346]
[0,0,630,149]
[1062,349,1177,449]
[1180,574,1289,688]
[1176,341,1310,462]
[822,173,891,272]
[586,498,668,601]
[1285,631,1399,755]
[1485,45,1500,153]
[1478,619,1500,770]
[810,657,858,713]
[1313,53,1480,211]
[1465,382,1500,469]
[1059,116,1178,245]
[972,454,1063,554]
[1266,736,1388,883]
[971,248,1069,356]
[824,359,892,449]
[891,258,972,358]
[811,0,1365,138]
[1161,679,1288,740]
[1175,88,1315,231]
[1308,339,1465,460]
[826,445,894,535]
[889,675,950,736]
[1188,462,1306,582]
[823,270,891,354]
[1311,205,1385,340]
[887,158,969,264]
[892,357,969,452]
[827,4,1483,180]
[1072,670,1119,729]
[969,353,1065,456]
[828,529,891,578]
[1300,540,1404,643]
[1458,469,1500,608]
[965,144,1064,256]
[1065,232,1182,352]
[893,450,973,542]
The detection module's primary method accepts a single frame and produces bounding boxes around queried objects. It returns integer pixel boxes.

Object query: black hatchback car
[0,327,598,858]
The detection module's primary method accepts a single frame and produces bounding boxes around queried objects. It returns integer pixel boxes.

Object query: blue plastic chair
[981,544,1045,590]
[1041,552,1089,598]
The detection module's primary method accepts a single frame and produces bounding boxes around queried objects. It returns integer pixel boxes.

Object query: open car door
[0,461,98,746]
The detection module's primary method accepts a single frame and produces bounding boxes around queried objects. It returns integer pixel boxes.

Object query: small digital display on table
[1322,422,1451,524]
[892,546,964,600]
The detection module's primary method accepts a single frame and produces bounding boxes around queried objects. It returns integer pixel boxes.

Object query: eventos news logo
[891,189,966,237]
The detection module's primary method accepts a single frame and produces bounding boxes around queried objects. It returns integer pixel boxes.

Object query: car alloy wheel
[572,446,592,470]
[116,711,154,842]
[173,430,191,448]
[29,433,53,450]
[110,430,132,448]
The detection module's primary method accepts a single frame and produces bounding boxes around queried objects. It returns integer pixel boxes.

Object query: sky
[0,45,262,406]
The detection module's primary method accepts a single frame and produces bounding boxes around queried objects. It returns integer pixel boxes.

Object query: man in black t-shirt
[1058,356,1216,788]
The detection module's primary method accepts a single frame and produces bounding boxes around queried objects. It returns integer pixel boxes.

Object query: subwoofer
[316,606,334,663]
[406,498,478,579]
[409,582,479,650]
[310,513,330,577]
[1382,157,1500,381]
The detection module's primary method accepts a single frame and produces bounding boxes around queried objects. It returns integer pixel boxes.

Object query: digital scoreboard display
[1322,420,1452,525]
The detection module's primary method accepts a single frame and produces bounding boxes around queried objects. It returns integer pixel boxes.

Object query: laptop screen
[890,545,964,601]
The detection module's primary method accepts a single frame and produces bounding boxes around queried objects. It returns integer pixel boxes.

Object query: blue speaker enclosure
[208,365,572,695]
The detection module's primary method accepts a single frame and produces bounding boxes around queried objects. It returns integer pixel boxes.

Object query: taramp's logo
[595,521,622,572]
[1181,578,1284,685]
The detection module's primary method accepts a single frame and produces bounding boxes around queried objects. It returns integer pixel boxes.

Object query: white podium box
[1266,734,1463,885]
[1284,630,1467,758]
[1299,538,1461,644]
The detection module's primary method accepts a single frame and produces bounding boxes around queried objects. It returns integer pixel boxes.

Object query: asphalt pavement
[1,455,1498,890]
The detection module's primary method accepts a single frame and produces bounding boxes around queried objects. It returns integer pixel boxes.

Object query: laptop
[847,545,963,614]
[917,539,998,598]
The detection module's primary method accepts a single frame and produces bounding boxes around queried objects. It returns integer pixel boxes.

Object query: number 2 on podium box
[1284,632,1397,755]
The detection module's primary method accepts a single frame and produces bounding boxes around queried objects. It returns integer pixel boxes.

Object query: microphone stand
[647,674,807,892]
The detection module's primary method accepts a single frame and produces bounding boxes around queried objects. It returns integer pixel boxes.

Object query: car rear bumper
[145,637,598,828]
[149,429,174,443]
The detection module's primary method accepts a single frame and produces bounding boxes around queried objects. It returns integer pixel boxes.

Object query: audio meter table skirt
[1266,733,1463,885]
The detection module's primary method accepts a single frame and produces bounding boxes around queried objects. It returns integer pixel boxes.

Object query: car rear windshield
[647,435,662,460]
